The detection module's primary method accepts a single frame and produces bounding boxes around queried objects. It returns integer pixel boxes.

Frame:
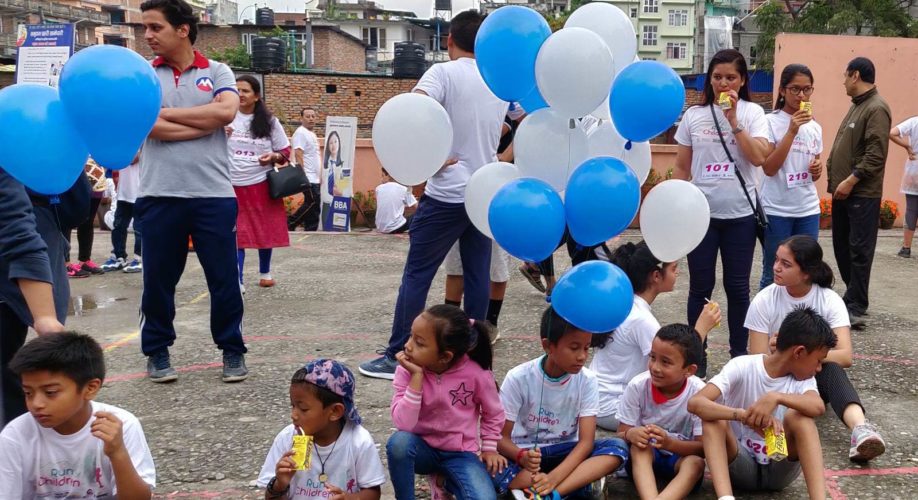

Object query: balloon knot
[545,294,552,304]
[49,196,60,205]
[625,141,633,151]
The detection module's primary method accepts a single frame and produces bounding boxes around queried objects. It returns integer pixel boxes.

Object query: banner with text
[320,116,358,232]
[15,23,74,86]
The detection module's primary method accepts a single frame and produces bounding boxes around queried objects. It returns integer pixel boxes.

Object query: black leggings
[816,361,864,422]
[66,197,102,262]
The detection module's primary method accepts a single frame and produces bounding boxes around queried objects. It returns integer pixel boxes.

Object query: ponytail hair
[424,304,494,371]
[780,235,834,288]
[774,63,814,111]
[236,74,274,139]
[611,241,665,293]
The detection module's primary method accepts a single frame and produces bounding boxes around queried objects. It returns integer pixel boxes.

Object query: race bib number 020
[700,162,736,180]
[785,171,812,188]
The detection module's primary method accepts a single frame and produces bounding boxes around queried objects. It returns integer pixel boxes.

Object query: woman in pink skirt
[227,75,291,291]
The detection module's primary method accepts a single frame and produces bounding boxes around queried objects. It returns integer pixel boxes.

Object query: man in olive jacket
[827,57,891,321]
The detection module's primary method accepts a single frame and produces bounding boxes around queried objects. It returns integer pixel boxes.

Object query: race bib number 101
[700,162,736,180]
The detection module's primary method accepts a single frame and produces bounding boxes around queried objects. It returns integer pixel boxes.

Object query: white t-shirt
[617,371,705,441]
[590,296,659,418]
[292,125,321,184]
[674,101,772,218]
[500,356,599,447]
[117,162,142,204]
[414,58,509,203]
[228,113,291,187]
[761,111,822,217]
[745,284,850,336]
[0,401,156,499]
[256,422,386,497]
[375,182,417,233]
[709,354,818,465]
[895,116,918,195]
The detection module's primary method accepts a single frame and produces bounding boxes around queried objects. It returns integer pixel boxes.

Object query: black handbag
[709,104,769,245]
[267,165,308,200]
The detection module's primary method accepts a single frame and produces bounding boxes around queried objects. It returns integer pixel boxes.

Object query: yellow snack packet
[718,92,732,110]
[292,433,313,471]
[764,426,788,462]
[800,101,813,115]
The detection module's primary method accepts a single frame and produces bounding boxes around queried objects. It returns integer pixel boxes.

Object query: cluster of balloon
[371,4,710,333]
[0,45,161,194]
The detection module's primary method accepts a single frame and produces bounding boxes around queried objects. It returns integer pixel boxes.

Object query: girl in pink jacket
[387,304,506,500]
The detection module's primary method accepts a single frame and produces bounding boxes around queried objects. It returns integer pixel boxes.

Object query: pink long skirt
[234,180,290,249]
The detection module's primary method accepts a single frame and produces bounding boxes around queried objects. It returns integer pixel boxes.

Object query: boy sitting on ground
[0,332,156,499]
[374,168,417,234]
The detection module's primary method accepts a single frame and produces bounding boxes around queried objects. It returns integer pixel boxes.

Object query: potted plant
[350,190,378,228]
[879,199,899,229]
[819,198,832,230]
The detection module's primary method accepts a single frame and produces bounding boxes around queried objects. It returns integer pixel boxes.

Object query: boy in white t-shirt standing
[0,333,156,499]
[617,324,707,500]
[688,307,836,500]
[374,168,417,234]
[360,10,509,379]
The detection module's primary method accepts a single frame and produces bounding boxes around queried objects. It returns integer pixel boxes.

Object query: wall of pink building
[774,33,918,225]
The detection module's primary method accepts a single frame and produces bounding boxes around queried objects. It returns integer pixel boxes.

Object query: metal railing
[0,0,110,24]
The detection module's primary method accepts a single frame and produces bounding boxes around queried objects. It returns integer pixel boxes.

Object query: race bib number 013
[700,162,735,180]
[786,171,812,188]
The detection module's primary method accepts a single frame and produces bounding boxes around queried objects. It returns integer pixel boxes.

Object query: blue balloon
[552,261,634,333]
[475,6,551,102]
[0,85,88,194]
[611,61,685,143]
[519,86,548,114]
[488,178,565,262]
[565,157,641,246]
[59,45,161,170]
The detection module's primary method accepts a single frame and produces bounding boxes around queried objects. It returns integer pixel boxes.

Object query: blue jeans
[385,196,491,358]
[492,438,628,495]
[111,200,142,259]
[386,431,497,500]
[759,213,820,289]
[687,215,756,376]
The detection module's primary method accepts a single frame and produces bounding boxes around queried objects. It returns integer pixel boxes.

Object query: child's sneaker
[849,422,886,462]
[80,260,104,275]
[100,255,125,272]
[123,259,143,273]
[425,474,453,500]
[67,263,90,279]
[589,476,606,499]
[898,247,911,258]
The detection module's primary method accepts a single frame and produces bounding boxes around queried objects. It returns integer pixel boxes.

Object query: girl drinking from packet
[759,64,823,288]
[387,304,505,500]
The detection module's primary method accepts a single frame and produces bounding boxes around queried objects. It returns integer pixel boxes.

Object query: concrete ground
[59,228,917,499]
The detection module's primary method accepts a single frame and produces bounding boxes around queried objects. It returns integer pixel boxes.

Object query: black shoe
[147,351,178,383]
[222,352,249,382]
[848,308,867,330]
[898,247,911,258]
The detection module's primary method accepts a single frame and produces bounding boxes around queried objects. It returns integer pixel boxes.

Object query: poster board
[15,23,75,87]
[320,116,358,232]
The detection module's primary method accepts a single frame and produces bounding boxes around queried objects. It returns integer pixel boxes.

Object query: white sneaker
[123,259,142,273]
[849,422,886,462]
[100,255,126,272]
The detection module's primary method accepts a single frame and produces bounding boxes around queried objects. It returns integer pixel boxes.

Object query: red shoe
[80,260,104,275]
[67,263,90,278]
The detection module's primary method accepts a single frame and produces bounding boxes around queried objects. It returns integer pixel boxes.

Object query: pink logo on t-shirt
[195,77,214,92]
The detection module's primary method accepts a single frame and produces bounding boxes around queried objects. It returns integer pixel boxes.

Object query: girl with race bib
[673,49,775,376]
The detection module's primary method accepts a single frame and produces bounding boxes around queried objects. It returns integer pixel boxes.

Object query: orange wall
[774,33,918,224]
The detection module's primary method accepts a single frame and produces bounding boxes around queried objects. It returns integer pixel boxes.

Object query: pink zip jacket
[391,355,505,453]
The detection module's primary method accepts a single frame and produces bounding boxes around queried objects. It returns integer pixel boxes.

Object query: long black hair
[323,130,343,167]
[774,63,814,111]
[236,75,273,140]
[780,235,834,288]
[702,49,751,106]
[611,241,665,294]
[424,304,494,371]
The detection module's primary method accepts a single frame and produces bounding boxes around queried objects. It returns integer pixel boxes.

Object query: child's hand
[744,392,780,430]
[395,351,423,376]
[325,483,352,500]
[521,448,541,474]
[626,426,653,449]
[695,301,721,336]
[531,471,557,496]
[91,411,127,459]
[480,450,507,475]
[646,424,669,449]
[273,450,297,490]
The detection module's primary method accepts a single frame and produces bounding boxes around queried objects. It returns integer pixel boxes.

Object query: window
[668,9,688,27]
[666,42,687,60]
[407,28,414,42]
[630,7,637,18]
[108,9,125,24]
[643,0,658,14]
[362,27,387,49]
[642,25,657,46]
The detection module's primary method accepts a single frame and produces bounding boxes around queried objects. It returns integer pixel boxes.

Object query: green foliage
[206,44,251,69]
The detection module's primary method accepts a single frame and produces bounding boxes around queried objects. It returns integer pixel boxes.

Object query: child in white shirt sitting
[374,168,417,234]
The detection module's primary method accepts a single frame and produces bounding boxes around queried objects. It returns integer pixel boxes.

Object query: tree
[755,0,916,71]
[206,45,252,69]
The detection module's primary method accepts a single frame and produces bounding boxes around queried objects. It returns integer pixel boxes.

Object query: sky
[236,0,482,22]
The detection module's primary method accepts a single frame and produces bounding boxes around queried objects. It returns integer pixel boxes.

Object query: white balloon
[515,108,589,192]
[372,93,452,186]
[566,3,637,79]
[590,95,611,121]
[464,162,521,238]
[622,141,652,185]
[586,121,652,184]
[535,27,614,119]
[640,180,711,262]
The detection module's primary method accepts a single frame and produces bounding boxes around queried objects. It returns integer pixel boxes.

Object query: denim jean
[387,431,496,500]
[111,200,142,259]
[759,213,820,289]
[687,215,757,377]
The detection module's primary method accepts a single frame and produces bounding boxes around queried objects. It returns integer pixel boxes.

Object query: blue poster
[15,23,75,86]
[324,196,352,232]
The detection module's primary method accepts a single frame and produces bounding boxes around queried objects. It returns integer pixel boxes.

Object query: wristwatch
[731,124,745,135]
[266,477,289,498]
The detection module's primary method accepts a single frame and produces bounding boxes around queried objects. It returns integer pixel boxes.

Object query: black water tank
[251,36,286,71]
[255,7,275,26]
[393,41,426,77]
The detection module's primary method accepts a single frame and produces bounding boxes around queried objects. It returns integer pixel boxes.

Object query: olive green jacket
[826,87,891,199]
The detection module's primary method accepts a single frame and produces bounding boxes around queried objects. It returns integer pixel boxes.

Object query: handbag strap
[709,104,760,216]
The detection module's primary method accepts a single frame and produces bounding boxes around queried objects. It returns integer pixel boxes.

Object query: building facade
[600,0,696,74]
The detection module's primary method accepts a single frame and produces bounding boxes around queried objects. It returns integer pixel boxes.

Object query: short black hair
[540,306,580,344]
[291,368,345,408]
[846,57,876,84]
[655,324,702,367]
[9,332,106,387]
[141,0,198,45]
[301,107,315,116]
[776,306,838,353]
[449,10,484,53]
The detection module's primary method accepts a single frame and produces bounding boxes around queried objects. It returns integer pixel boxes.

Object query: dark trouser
[386,196,491,358]
[136,197,245,356]
[831,196,880,315]
[66,197,102,262]
[288,183,321,231]
[111,201,141,259]
[815,361,863,423]
[687,215,757,376]
[0,303,29,426]
[536,227,608,276]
